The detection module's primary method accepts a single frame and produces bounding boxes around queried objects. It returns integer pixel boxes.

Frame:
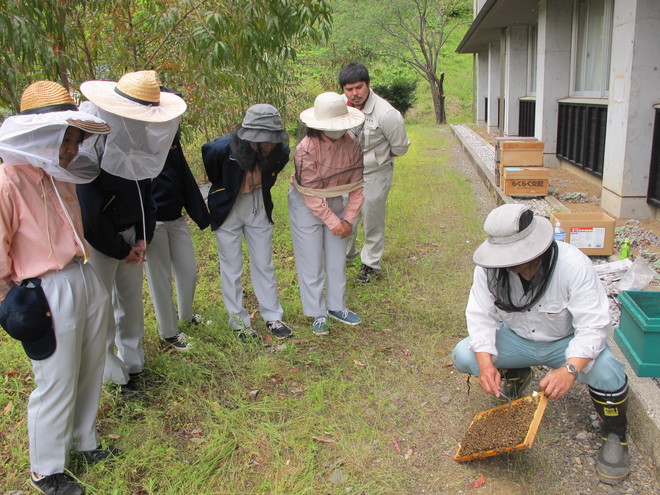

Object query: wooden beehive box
[454,393,548,462]
[502,167,550,196]
[499,140,544,166]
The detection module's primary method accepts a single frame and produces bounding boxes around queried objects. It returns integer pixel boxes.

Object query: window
[527,24,537,96]
[571,0,613,97]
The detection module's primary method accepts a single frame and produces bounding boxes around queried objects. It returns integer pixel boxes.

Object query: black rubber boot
[498,367,532,403]
[589,377,630,485]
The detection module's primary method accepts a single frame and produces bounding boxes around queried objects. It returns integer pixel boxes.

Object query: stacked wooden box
[495,138,549,197]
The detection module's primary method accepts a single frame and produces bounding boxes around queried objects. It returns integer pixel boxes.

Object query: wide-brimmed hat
[0,279,55,361]
[18,80,111,135]
[299,92,365,131]
[236,104,288,143]
[80,70,186,122]
[472,204,554,268]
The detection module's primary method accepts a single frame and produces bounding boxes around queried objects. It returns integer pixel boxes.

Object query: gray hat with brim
[237,104,288,143]
[473,204,554,268]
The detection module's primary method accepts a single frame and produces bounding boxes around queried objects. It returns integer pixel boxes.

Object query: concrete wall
[503,26,528,136]
[487,42,501,134]
[477,52,489,126]
[535,0,573,166]
[601,0,660,220]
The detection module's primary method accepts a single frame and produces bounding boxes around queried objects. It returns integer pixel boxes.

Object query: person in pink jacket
[288,92,365,335]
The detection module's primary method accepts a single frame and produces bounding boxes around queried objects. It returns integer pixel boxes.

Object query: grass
[0,123,493,494]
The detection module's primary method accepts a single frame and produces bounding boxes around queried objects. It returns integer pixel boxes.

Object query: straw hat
[299,92,365,131]
[472,204,554,268]
[237,104,288,143]
[19,80,111,135]
[80,70,186,122]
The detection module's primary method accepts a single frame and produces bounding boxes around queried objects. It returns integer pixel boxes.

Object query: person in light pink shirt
[288,92,365,335]
[0,81,115,495]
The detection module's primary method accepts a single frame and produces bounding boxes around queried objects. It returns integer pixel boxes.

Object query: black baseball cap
[0,279,56,360]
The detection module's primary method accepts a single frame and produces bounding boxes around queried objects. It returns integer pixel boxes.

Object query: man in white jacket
[340,62,410,282]
[452,204,630,485]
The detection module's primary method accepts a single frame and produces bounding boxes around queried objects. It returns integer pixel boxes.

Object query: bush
[371,79,418,116]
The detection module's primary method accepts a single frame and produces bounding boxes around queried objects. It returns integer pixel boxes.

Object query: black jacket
[77,170,157,260]
[152,134,210,230]
[201,134,290,231]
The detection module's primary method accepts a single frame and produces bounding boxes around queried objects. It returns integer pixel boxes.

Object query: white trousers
[288,188,347,317]
[28,261,110,475]
[89,245,145,385]
[144,218,198,339]
[345,167,393,272]
[214,190,283,330]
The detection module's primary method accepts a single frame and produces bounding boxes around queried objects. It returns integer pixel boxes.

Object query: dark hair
[339,62,370,88]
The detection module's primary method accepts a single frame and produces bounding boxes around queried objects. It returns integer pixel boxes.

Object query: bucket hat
[18,80,111,135]
[80,70,186,122]
[299,92,365,131]
[236,104,288,143]
[472,204,554,268]
[0,279,55,361]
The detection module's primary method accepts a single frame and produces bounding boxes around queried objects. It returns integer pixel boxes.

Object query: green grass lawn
[0,125,511,494]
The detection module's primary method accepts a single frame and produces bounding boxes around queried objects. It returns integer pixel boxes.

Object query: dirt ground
[442,127,657,494]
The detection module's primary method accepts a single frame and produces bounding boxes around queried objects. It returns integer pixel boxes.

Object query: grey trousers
[288,188,347,316]
[345,168,393,272]
[28,261,110,475]
[214,190,283,330]
[89,244,145,385]
[144,218,198,339]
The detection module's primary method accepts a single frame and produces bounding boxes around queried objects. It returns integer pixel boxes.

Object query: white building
[457,0,660,220]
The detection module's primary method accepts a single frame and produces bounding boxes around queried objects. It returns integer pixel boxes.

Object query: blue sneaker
[327,309,361,325]
[312,316,329,336]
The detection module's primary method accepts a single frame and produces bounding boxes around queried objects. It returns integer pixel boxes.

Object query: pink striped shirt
[0,164,87,300]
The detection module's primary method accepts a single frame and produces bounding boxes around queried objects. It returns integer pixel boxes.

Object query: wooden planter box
[614,291,660,377]
[502,167,550,197]
[498,140,544,166]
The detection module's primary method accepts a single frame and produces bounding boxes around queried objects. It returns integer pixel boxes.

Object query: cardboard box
[498,140,544,166]
[502,167,550,197]
[495,137,539,161]
[550,212,616,256]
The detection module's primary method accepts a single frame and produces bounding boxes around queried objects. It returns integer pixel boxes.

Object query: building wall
[601,0,660,220]
[477,52,489,126]
[503,26,528,136]
[487,42,501,134]
[535,0,573,166]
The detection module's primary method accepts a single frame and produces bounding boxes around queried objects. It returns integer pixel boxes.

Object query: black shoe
[190,313,203,325]
[119,373,143,398]
[597,433,630,484]
[79,445,121,464]
[31,473,84,495]
[498,367,532,403]
[234,326,261,343]
[356,264,377,283]
[163,332,193,351]
[266,320,293,339]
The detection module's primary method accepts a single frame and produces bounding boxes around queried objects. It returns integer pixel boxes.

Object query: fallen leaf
[404,448,413,460]
[353,360,366,367]
[467,473,486,488]
[402,349,410,356]
[442,362,454,367]
[392,436,401,453]
[3,400,12,414]
[312,436,335,443]
[107,434,121,440]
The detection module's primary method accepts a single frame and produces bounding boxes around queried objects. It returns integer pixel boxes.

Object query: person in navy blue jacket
[202,104,293,341]
[145,124,210,351]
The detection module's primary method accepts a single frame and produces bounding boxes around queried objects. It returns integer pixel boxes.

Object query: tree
[0,0,332,138]
[378,0,470,124]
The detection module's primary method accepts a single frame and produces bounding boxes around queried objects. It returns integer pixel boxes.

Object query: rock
[328,468,349,485]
